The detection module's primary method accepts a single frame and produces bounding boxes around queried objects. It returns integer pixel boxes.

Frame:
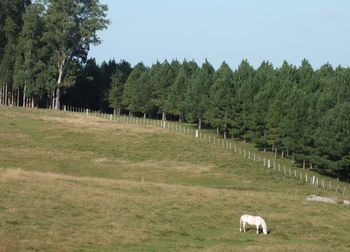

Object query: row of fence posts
[62,105,348,196]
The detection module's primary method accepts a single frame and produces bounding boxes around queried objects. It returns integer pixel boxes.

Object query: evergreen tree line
[0,0,108,109]
[1,1,348,181]
[65,58,350,181]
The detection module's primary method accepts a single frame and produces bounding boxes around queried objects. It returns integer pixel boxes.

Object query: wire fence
[63,105,349,197]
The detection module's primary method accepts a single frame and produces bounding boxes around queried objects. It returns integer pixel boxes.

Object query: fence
[62,105,349,197]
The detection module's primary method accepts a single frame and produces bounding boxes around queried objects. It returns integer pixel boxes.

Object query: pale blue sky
[89,0,350,69]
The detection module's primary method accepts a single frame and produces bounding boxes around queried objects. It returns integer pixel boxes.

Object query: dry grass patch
[1,168,350,251]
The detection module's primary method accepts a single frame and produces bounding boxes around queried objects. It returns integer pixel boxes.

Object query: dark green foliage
[166,60,198,121]
[185,60,215,129]
[206,62,235,138]
[0,1,349,180]
[122,63,149,115]
[107,61,132,115]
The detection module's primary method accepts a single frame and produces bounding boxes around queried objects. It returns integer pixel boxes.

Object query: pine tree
[185,60,214,129]
[206,62,235,138]
[107,61,132,115]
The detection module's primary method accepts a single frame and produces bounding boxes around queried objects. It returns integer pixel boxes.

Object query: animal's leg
[243,221,246,232]
[239,219,242,232]
[256,224,259,234]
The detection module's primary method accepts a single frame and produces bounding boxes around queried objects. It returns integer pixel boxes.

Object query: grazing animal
[240,214,268,235]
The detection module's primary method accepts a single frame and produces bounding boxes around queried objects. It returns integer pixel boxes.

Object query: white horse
[240,214,268,235]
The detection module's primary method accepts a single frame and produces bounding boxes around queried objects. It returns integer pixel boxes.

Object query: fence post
[336,184,340,193]
[195,130,199,138]
[267,159,271,168]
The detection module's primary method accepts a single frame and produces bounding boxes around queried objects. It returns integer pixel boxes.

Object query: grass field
[0,106,349,251]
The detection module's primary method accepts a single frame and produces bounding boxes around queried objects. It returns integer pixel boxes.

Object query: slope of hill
[0,107,349,251]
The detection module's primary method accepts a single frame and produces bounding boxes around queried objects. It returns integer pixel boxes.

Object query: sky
[89,0,350,69]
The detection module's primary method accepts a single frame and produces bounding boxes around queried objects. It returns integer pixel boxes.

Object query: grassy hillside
[0,106,349,251]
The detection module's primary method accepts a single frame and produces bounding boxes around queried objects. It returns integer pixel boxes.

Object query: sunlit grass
[0,106,349,251]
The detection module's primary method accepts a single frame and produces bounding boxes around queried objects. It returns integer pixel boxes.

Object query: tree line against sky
[0,1,349,181]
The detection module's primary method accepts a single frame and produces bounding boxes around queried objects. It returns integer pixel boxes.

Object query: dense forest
[0,0,108,109]
[1,1,349,181]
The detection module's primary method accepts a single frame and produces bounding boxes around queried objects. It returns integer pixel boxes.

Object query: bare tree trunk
[55,87,61,110]
[117,107,121,116]
[0,85,3,105]
[162,112,166,121]
[17,89,20,106]
[198,118,202,130]
[55,60,65,110]
[23,86,26,108]
[10,89,14,106]
[5,84,8,106]
[223,123,227,139]
[303,159,306,170]
[281,149,284,158]
[275,147,278,159]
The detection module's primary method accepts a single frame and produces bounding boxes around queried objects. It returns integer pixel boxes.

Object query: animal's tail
[239,216,242,232]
